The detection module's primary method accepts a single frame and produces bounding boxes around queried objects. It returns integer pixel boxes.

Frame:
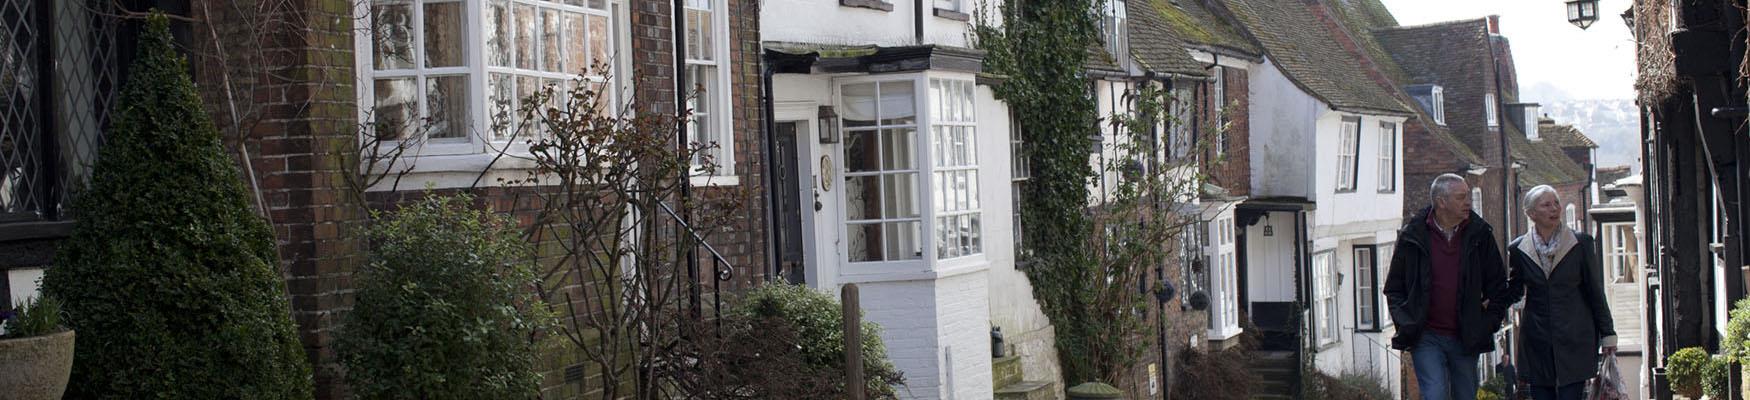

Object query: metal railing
[657,201,735,321]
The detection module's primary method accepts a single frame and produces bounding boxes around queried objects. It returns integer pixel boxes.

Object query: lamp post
[1566,0,1599,29]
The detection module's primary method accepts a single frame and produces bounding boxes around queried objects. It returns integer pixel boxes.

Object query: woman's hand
[1602,345,1617,355]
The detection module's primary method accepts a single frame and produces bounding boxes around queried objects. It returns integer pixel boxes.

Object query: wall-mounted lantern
[817,106,840,144]
[1566,0,1599,30]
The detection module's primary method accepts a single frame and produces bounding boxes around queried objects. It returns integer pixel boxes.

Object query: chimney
[1487,15,1500,34]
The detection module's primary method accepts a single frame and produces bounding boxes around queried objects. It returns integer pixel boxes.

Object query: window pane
[373,77,417,140]
[517,76,542,135]
[425,75,470,139]
[564,13,587,74]
[423,2,466,68]
[845,130,879,172]
[849,223,883,262]
[885,221,921,260]
[845,175,880,220]
[588,15,610,69]
[488,73,514,140]
[512,4,537,70]
[879,81,916,125]
[883,173,917,219]
[882,128,915,170]
[486,1,510,67]
[842,83,878,127]
[372,3,415,70]
[541,9,562,72]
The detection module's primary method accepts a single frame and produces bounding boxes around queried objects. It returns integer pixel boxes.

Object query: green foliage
[974,2,1217,382]
[336,193,552,399]
[40,12,311,398]
[1,296,63,339]
[1704,355,1730,400]
[1723,298,1750,364]
[1479,372,1509,400]
[1669,346,1710,399]
[725,283,905,398]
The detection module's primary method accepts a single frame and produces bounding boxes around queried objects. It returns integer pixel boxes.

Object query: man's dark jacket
[1383,207,1513,353]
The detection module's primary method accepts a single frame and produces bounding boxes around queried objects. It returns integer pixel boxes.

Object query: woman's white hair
[1522,185,1561,212]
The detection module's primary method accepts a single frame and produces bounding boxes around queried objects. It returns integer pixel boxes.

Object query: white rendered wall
[760,0,985,48]
[1246,58,1321,199]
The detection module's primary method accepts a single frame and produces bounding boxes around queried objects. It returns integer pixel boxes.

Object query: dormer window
[1485,93,1498,127]
[1101,0,1129,70]
[1407,85,1445,126]
[1524,104,1541,140]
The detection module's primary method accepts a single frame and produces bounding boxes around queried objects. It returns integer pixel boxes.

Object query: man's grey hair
[1430,173,1468,203]
[1522,185,1561,212]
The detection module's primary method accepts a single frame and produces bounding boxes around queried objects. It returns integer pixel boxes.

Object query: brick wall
[190,1,369,397]
[1206,67,1252,197]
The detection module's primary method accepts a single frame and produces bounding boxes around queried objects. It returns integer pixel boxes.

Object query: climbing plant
[975,3,1226,384]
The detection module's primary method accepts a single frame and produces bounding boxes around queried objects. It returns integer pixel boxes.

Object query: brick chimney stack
[1488,15,1501,34]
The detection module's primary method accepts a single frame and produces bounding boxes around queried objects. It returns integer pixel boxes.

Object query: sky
[1378,0,1637,101]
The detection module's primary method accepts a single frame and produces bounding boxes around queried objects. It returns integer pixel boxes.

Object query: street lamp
[1567,0,1599,29]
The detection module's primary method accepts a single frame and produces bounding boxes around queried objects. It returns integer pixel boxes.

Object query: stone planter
[0,330,75,400]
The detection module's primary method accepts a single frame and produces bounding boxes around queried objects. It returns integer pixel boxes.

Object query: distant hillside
[1540,99,1640,172]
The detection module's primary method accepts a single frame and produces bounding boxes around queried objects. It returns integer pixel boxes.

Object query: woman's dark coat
[1507,231,1617,387]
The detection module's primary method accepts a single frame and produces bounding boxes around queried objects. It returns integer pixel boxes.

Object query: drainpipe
[914,0,924,44]
[672,0,703,316]
[1487,33,1512,239]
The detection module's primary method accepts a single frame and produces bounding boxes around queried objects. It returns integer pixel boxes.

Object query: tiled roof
[1538,118,1598,149]
[1374,19,1499,160]
[1216,0,1411,115]
[1129,1,1211,76]
[1513,133,1588,186]
[1596,165,1633,187]
[1322,0,1410,85]
[1151,0,1259,56]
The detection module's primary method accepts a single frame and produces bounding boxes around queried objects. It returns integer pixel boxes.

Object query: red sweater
[1425,213,1469,336]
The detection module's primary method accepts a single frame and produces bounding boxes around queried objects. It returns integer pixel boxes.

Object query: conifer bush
[40,12,312,398]
[336,193,549,399]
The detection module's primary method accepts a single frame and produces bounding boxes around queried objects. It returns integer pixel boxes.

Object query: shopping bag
[1586,352,1628,400]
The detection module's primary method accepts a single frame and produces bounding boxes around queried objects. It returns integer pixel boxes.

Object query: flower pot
[0,329,75,400]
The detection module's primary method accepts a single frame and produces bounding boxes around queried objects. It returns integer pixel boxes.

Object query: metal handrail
[656,201,735,282]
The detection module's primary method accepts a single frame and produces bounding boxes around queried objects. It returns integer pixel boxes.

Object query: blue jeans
[1526,382,1585,400]
[1412,333,1479,400]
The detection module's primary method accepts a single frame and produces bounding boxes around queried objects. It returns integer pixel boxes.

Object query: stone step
[1250,394,1294,400]
[993,355,1024,389]
[996,380,1056,400]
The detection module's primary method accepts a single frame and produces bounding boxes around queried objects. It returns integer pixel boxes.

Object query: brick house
[0,0,769,398]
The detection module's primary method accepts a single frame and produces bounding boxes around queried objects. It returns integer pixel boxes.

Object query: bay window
[361,0,618,156]
[839,75,984,268]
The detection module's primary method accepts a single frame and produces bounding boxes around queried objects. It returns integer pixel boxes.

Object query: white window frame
[1485,93,1498,127]
[1431,86,1446,125]
[934,0,960,12]
[1565,204,1579,231]
[1336,117,1360,192]
[1524,104,1541,141]
[1212,67,1226,158]
[1101,0,1130,71]
[1377,244,1394,328]
[685,0,735,181]
[1377,122,1396,193]
[354,0,623,171]
[1353,245,1380,332]
[1208,215,1241,340]
[1011,116,1030,262]
[1472,187,1484,219]
[1314,251,1339,346]
[931,78,982,261]
[834,73,987,273]
[1602,222,1637,282]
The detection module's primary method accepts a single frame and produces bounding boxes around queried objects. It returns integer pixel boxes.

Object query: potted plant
[0,296,74,400]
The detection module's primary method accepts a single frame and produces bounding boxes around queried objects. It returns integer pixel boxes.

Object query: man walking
[1385,174,1515,400]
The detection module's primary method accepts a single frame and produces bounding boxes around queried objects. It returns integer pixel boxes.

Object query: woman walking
[1507,185,1616,400]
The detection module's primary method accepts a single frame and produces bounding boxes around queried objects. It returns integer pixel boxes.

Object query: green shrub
[40,12,311,398]
[1,296,63,338]
[1479,372,1509,400]
[1723,298,1750,364]
[1669,346,1710,399]
[1704,355,1730,400]
[336,193,550,400]
[722,282,905,398]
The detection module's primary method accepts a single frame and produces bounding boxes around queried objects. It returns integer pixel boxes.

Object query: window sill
[690,175,741,187]
[364,152,541,192]
[1377,189,1396,194]
[1316,339,1342,352]
[840,0,894,12]
[839,259,989,284]
[1334,188,1357,194]
[933,7,969,21]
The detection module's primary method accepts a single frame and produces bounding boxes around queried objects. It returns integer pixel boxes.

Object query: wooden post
[844,283,864,400]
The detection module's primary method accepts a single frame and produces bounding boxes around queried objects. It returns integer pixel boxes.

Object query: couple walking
[1386,174,1617,400]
